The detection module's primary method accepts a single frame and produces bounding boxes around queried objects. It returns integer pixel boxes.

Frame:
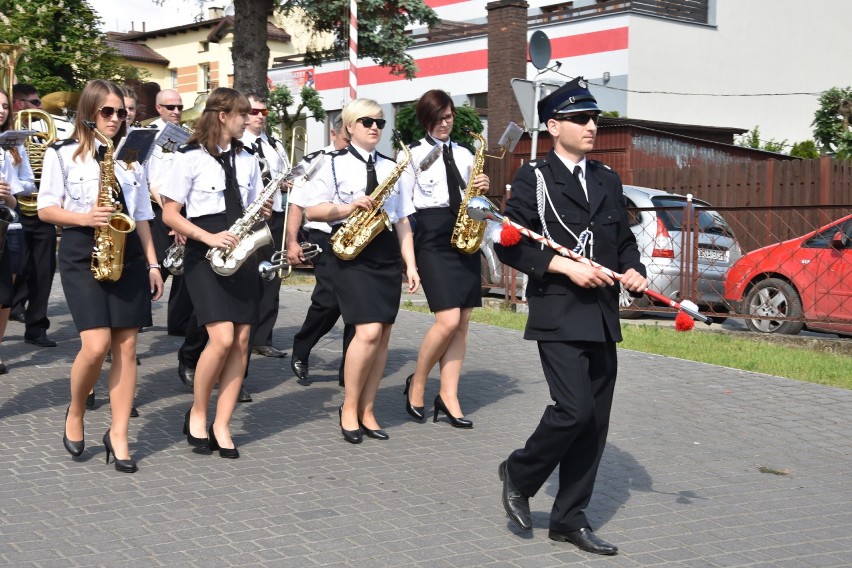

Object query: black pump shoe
[433,395,473,428]
[183,409,208,448]
[208,425,239,459]
[338,406,363,444]
[85,390,95,409]
[403,374,425,422]
[102,430,137,473]
[358,420,389,440]
[62,406,84,457]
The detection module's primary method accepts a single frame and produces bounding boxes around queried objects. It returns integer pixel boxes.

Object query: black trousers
[12,215,57,339]
[291,229,351,381]
[251,210,285,348]
[507,340,617,533]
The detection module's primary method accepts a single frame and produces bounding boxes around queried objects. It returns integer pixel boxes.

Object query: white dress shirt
[287,143,335,233]
[240,131,288,212]
[399,136,474,210]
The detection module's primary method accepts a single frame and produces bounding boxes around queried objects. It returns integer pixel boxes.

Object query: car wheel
[743,278,804,335]
[619,283,648,319]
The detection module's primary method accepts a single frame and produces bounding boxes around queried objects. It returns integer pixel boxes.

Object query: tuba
[14,109,57,216]
[450,131,488,254]
[330,131,412,260]
[86,121,137,282]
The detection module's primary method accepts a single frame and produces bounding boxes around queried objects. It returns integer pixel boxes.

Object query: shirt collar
[349,143,375,162]
[553,154,587,178]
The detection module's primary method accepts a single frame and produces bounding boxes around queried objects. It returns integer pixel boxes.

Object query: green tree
[735,126,787,154]
[267,83,325,153]
[812,86,852,159]
[789,140,819,159]
[394,103,484,150]
[0,0,146,93]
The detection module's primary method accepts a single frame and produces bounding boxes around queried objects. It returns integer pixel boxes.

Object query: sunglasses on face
[553,113,600,126]
[160,104,184,111]
[98,106,129,120]
[249,108,269,116]
[357,117,386,129]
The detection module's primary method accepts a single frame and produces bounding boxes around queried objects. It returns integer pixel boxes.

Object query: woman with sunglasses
[0,87,27,375]
[304,98,419,444]
[38,79,164,473]
[399,89,489,428]
[160,87,267,459]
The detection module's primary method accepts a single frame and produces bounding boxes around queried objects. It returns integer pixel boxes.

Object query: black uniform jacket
[495,149,646,343]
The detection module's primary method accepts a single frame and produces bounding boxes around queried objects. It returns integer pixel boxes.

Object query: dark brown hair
[415,89,455,132]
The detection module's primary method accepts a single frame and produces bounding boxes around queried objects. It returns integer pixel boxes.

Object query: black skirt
[414,207,481,312]
[0,241,12,307]
[59,226,152,331]
[332,225,401,325]
[183,213,260,326]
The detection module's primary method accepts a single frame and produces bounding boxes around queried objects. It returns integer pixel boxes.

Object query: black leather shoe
[130,406,139,418]
[0,358,6,375]
[85,390,95,409]
[10,312,24,324]
[339,406,362,444]
[183,409,208,448]
[25,334,57,348]
[549,527,618,555]
[291,358,309,382]
[208,425,239,459]
[433,394,473,428]
[103,430,137,473]
[359,420,389,440]
[63,406,85,457]
[498,460,531,530]
[178,359,195,388]
[237,386,252,403]
[403,374,424,422]
[253,345,287,358]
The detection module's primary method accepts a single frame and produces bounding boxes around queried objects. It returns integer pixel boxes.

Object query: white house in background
[269,0,852,154]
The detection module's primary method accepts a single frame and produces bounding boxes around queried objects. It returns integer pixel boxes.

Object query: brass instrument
[206,159,302,276]
[14,109,58,215]
[450,131,488,254]
[162,242,184,275]
[289,125,307,166]
[86,121,137,282]
[0,43,26,95]
[331,131,412,260]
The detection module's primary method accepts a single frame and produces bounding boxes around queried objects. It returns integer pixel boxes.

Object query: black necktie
[254,137,271,185]
[573,165,587,201]
[365,155,378,194]
[95,144,129,212]
[215,149,242,225]
[96,145,107,163]
[443,144,464,214]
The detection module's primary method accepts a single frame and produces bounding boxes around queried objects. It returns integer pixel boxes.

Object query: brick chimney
[208,6,225,19]
[486,0,528,200]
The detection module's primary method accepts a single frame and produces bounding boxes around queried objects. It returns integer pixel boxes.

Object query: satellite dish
[529,31,552,70]
[224,4,235,16]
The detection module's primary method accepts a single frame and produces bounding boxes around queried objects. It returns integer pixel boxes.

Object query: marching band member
[38,79,164,473]
[160,87,267,459]
[288,117,351,385]
[399,89,488,428]
[304,98,419,444]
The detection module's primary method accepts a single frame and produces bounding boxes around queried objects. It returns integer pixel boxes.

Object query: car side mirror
[830,230,850,250]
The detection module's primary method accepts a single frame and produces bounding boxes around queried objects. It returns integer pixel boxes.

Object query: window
[169,68,178,89]
[199,63,211,93]
[198,41,209,53]
[468,92,488,110]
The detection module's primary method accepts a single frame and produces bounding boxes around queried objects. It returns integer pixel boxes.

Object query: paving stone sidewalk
[0,279,850,567]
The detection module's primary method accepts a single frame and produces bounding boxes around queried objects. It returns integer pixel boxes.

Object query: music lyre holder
[0,129,37,150]
[486,122,524,159]
[155,122,191,153]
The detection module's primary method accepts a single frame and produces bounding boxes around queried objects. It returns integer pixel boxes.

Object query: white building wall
[627,0,852,145]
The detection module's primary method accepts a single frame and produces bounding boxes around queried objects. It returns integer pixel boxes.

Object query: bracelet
[147,263,160,270]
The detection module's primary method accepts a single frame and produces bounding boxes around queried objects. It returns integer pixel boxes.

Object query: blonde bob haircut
[341,98,382,138]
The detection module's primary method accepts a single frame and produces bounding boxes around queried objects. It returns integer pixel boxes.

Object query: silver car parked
[618,185,743,317]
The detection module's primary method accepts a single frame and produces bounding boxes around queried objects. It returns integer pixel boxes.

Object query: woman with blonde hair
[39,79,163,473]
[161,87,268,459]
[305,98,419,443]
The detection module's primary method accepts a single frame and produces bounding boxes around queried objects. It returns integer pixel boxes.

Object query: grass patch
[279,270,317,287]
[400,302,852,389]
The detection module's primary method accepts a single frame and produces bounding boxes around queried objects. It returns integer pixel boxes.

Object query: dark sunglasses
[249,108,269,116]
[23,98,41,106]
[553,113,600,125]
[357,117,386,129]
[160,104,184,111]
[98,106,129,120]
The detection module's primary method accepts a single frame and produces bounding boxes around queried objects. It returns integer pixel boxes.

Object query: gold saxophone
[450,131,488,254]
[88,122,137,282]
[331,131,412,260]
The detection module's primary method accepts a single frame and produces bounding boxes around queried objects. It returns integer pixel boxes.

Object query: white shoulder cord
[533,168,593,258]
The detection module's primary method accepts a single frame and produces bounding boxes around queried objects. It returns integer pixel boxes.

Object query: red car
[724,214,852,335]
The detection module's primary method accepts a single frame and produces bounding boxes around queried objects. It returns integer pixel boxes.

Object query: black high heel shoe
[183,409,209,448]
[358,420,389,441]
[63,406,85,457]
[338,406,363,444]
[433,395,473,428]
[102,429,137,473]
[85,390,95,409]
[403,374,425,422]
[208,424,239,459]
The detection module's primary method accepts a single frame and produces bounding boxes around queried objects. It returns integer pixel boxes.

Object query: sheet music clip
[115,128,158,165]
[0,129,37,150]
[487,122,524,159]
[155,122,191,153]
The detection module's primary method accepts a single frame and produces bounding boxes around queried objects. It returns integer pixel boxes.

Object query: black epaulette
[327,148,348,158]
[242,145,256,156]
[588,159,614,172]
[177,143,200,153]
[269,136,281,149]
[50,139,76,149]
[527,158,546,169]
[457,141,475,155]
[376,151,395,163]
[409,140,423,149]
[305,149,324,162]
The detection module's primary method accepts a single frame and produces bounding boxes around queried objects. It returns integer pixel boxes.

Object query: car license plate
[698,248,728,262]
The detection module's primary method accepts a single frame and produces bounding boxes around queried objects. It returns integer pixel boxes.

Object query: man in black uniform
[495,77,647,555]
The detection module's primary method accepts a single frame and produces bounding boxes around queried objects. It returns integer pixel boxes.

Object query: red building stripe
[425,0,468,7]
[313,27,627,91]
